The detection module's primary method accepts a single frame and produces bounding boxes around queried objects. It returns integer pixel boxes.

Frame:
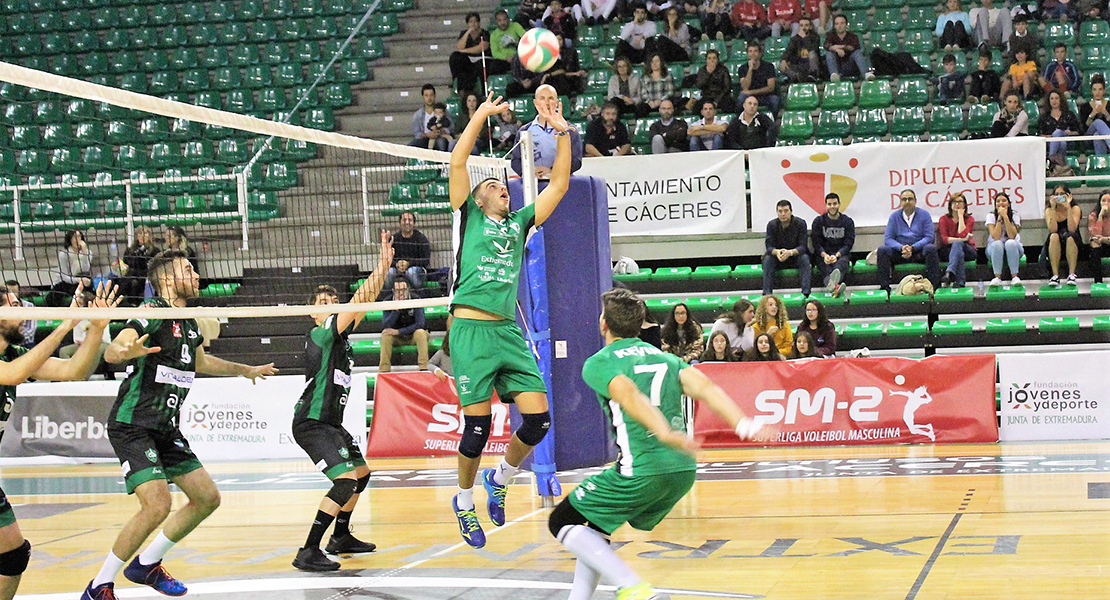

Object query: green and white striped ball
[518,27,560,73]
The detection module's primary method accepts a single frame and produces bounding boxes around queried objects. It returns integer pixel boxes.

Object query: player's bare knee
[0,540,30,577]
[458,414,492,458]
[193,488,221,515]
[516,411,551,447]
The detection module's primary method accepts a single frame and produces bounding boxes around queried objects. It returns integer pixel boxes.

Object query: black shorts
[292,419,366,480]
[107,423,203,494]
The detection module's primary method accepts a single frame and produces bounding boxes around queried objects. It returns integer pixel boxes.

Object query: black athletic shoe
[292,546,340,572]
[325,534,377,555]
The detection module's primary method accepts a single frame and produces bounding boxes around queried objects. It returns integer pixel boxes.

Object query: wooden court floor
[4,441,1110,599]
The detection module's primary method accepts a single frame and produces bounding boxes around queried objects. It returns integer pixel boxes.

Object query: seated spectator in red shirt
[937,192,976,288]
[1089,190,1110,284]
[767,0,801,37]
[731,0,770,41]
[824,14,872,81]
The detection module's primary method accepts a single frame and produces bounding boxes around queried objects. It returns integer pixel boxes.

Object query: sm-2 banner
[694,356,998,447]
[748,137,1046,228]
[577,150,747,237]
[368,372,512,458]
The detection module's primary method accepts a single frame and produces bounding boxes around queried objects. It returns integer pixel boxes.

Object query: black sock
[333,510,353,538]
[305,510,336,548]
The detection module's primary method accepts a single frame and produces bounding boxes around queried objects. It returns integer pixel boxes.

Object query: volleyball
[518,28,560,73]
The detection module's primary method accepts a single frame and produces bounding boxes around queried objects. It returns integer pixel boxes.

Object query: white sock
[559,525,639,588]
[138,531,176,566]
[92,552,126,587]
[456,486,475,510]
[568,559,602,600]
[493,459,519,486]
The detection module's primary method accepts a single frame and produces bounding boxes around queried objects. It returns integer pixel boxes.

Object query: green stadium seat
[261,162,296,190]
[0,201,31,221]
[1044,22,1075,48]
[82,147,110,173]
[821,81,856,109]
[895,79,929,106]
[244,65,272,89]
[337,60,369,83]
[4,103,33,125]
[1093,315,1110,331]
[180,69,210,93]
[208,191,237,213]
[224,89,254,113]
[139,117,171,142]
[192,23,218,46]
[644,297,681,312]
[160,167,188,194]
[686,296,724,312]
[843,322,886,337]
[305,107,335,130]
[202,47,230,69]
[849,289,889,305]
[986,318,1027,334]
[1080,45,1110,71]
[323,83,352,108]
[930,104,964,134]
[32,200,65,222]
[138,196,171,215]
[1093,282,1110,298]
[172,48,199,70]
[175,193,208,215]
[257,88,288,111]
[932,319,973,335]
[967,104,994,135]
[785,83,819,110]
[870,8,903,31]
[89,171,117,197]
[69,198,101,218]
[858,80,893,108]
[651,267,692,281]
[41,123,69,148]
[269,62,300,87]
[1039,316,1080,333]
[43,32,70,54]
[816,109,851,139]
[17,148,47,173]
[139,50,169,73]
[887,320,927,336]
[732,264,762,278]
[285,139,316,160]
[149,71,179,94]
[50,147,80,173]
[933,287,973,302]
[871,31,901,53]
[279,18,308,41]
[892,106,926,135]
[1038,283,1079,299]
[1079,20,1110,46]
[903,6,936,30]
[903,30,934,53]
[65,98,95,121]
[853,108,889,136]
[779,110,813,139]
[149,142,181,169]
[182,140,214,167]
[214,138,246,163]
[985,285,1025,301]
[359,37,386,61]
[692,265,731,280]
[248,190,279,219]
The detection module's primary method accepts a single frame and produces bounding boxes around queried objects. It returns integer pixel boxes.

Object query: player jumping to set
[0,283,119,600]
[448,91,573,547]
[82,251,278,600]
[549,288,770,600]
[292,230,393,572]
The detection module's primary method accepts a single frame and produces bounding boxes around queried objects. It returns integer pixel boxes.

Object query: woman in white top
[985,191,1022,286]
[49,229,93,306]
[710,298,755,353]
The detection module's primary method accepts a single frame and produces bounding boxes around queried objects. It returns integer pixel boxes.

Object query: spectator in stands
[699,0,736,40]
[697,331,740,363]
[991,93,1030,137]
[650,98,689,153]
[1000,48,1042,101]
[797,298,836,357]
[409,84,447,151]
[937,0,972,51]
[753,294,794,356]
[1043,184,1082,287]
[1041,90,1081,166]
[4,280,36,347]
[451,92,486,154]
[937,192,976,288]
[1041,0,1072,21]
[801,0,830,34]
[724,95,776,149]
[689,49,735,113]
[657,7,692,63]
[710,298,755,353]
[986,191,1023,286]
[762,199,811,296]
[768,0,801,37]
[1043,44,1081,99]
[737,41,781,114]
[490,10,524,69]
[48,229,93,307]
[970,0,1011,51]
[781,17,822,83]
[430,318,453,380]
[608,57,643,115]
[661,303,704,363]
[120,225,160,305]
[516,0,543,27]
[584,101,633,156]
[824,14,872,82]
[379,280,429,372]
[641,54,677,116]
[810,192,853,297]
[579,0,619,25]
[546,34,587,96]
[164,226,198,272]
[877,190,940,294]
[511,84,585,176]
[789,331,819,359]
[969,49,1002,104]
[449,13,501,95]
[543,0,578,42]
[506,52,546,98]
[688,99,729,150]
[744,332,785,361]
[1089,190,1110,283]
[934,53,966,104]
[425,102,454,149]
[731,0,770,41]
[638,299,663,348]
[617,3,656,64]
[1080,74,1110,155]
[1007,15,1038,62]
[385,211,430,290]
[493,109,521,151]
[1074,0,1105,22]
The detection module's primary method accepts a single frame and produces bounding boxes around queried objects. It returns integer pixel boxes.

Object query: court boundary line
[904,488,974,600]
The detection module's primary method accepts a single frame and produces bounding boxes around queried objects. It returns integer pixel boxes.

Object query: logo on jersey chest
[172,322,182,338]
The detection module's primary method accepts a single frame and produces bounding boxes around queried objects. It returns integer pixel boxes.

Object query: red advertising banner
[367,372,513,458]
[694,356,998,447]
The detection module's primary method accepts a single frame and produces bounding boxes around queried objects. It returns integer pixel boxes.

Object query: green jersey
[581,337,695,477]
[295,315,354,426]
[452,194,536,320]
[111,297,202,431]
[0,344,29,441]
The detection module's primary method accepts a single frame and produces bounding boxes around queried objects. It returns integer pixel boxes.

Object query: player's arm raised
[679,367,768,441]
[194,345,278,384]
[34,281,123,381]
[450,92,509,211]
[607,374,698,454]
[533,100,571,226]
[336,229,395,333]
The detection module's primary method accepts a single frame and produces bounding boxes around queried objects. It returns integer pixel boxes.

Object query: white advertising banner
[577,149,747,237]
[5,375,367,462]
[998,352,1110,441]
[748,138,1047,228]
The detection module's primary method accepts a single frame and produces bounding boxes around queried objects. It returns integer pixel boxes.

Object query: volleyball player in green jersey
[0,283,119,600]
[83,251,278,600]
[549,288,770,600]
[292,230,393,572]
[448,91,573,547]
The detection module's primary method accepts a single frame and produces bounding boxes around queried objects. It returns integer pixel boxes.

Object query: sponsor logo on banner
[694,356,998,447]
[999,352,1110,441]
[180,403,265,437]
[368,373,512,457]
[18,415,107,440]
[155,365,194,388]
[749,138,1046,228]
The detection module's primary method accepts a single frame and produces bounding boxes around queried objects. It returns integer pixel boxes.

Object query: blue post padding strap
[522,227,557,496]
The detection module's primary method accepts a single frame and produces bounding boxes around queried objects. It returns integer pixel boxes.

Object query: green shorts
[450,317,547,407]
[568,468,696,535]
